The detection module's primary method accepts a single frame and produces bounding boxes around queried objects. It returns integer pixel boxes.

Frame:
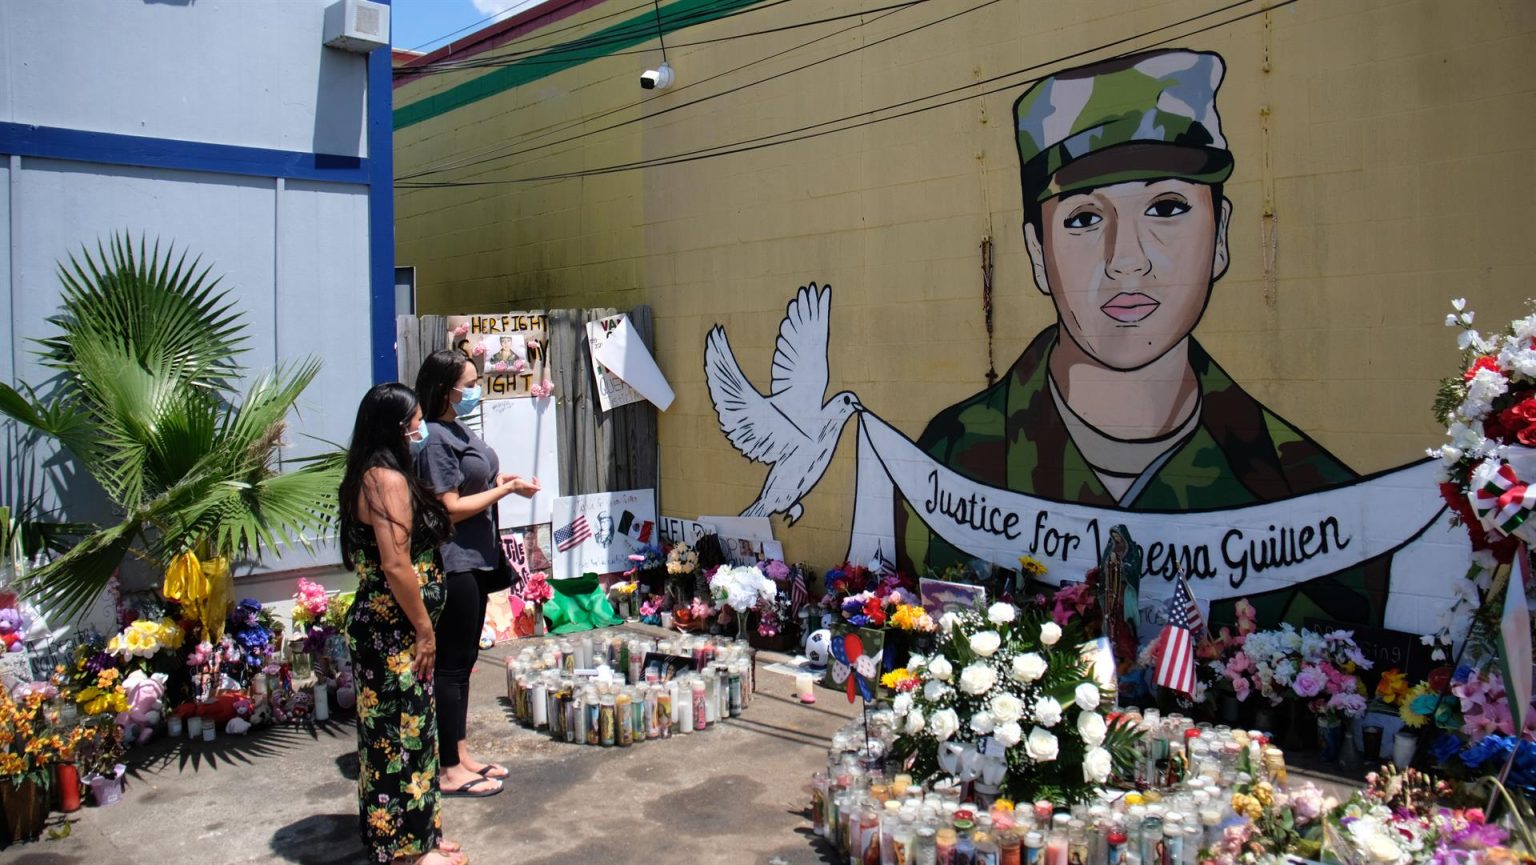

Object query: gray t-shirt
[417,418,501,573]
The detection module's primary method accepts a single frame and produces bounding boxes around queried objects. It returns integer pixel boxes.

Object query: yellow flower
[881,668,916,690]
[386,652,413,677]
[358,687,379,713]
[891,604,935,632]
[404,771,433,799]
[369,594,395,616]
[400,714,421,739]
[1017,556,1048,578]
[367,807,394,835]
[1232,792,1263,820]
[158,619,185,649]
[1253,782,1274,808]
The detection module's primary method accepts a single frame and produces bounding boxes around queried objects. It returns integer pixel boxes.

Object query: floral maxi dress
[344,525,447,862]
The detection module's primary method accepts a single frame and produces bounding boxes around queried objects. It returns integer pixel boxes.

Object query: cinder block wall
[395,0,1536,602]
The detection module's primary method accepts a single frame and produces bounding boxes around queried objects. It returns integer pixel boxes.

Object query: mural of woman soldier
[895,49,1388,628]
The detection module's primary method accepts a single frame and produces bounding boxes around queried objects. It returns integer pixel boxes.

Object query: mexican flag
[1499,551,1533,735]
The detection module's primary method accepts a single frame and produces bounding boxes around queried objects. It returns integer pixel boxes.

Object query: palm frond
[0,382,101,469]
[20,518,141,625]
[41,234,247,389]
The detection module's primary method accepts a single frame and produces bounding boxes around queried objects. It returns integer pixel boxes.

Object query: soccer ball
[804,628,831,669]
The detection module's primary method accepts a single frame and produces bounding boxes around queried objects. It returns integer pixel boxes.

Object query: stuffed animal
[0,608,22,652]
[334,669,356,711]
[116,670,168,744]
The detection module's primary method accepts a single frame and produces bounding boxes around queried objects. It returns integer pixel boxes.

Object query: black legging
[435,569,488,769]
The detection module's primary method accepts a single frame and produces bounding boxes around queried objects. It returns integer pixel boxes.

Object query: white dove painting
[703,283,863,526]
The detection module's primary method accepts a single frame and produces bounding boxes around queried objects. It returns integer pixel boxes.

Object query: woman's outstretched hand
[498,474,541,499]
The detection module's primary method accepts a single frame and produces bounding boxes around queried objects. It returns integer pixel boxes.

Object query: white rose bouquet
[888,603,1142,805]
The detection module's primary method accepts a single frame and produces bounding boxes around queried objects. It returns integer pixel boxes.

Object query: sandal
[473,763,509,780]
[441,777,501,798]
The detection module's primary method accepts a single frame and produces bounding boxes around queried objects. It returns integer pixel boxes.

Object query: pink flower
[1232,676,1251,702]
[1293,666,1327,698]
[519,572,553,605]
[471,342,487,357]
[512,358,528,374]
[1225,652,1253,676]
[451,323,470,338]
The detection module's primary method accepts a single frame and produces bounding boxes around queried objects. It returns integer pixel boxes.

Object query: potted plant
[0,690,55,841]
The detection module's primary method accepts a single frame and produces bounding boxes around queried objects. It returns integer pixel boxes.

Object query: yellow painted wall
[395,0,1536,589]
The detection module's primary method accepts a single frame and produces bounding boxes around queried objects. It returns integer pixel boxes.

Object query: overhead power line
[398,0,980,181]
[399,0,1295,190]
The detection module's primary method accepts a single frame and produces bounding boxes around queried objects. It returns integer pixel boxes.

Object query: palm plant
[0,234,341,623]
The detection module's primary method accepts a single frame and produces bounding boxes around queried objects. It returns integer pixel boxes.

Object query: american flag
[789,566,809,616]
[554,515,591,552]
[1177,572,1205,638]
[1154,575,1199,696]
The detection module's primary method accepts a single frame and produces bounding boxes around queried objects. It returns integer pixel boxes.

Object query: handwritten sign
[586,314,644,411]
[445,312,554,400]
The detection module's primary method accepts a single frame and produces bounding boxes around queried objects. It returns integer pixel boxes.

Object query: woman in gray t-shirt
[415,349,540,797]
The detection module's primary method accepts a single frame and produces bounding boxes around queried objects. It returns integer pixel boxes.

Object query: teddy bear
[0,608,24,653]
[116,670,168,744]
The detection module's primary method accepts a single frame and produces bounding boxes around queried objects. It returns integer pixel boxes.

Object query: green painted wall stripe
[395,0,767,130]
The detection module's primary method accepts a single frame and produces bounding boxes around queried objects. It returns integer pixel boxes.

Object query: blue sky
[393,0,551,53]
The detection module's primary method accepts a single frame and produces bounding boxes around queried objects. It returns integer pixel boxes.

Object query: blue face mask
[407,423,430,455]
[453,385,483,417]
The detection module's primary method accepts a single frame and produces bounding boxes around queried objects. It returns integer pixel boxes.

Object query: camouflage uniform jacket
[894,326,1390,627]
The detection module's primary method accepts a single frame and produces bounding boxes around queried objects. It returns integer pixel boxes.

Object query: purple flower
[1293,666,1327,698]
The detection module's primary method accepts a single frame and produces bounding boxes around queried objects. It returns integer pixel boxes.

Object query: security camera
[640,62,674,90]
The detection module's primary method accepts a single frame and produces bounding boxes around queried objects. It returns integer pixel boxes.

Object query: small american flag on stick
[1155,575,1199,697]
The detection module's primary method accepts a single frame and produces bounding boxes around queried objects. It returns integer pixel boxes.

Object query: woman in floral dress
[340,383,466,865]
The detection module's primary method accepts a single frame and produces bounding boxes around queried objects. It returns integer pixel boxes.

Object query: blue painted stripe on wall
[367,0,397,386]
[0,122,369,184]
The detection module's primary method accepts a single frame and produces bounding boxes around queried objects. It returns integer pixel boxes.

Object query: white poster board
[660,516,714,546]
[592,313,674,410]
[586,315,645,412]
[480,397,561,527]
[551,489,658,578]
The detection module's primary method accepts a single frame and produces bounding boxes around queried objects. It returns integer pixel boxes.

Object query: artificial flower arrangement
[1323,766,1529,865]
[663,541,701,606]
[53,639,128,718]
[0,688,55,786]
[1215,767,1333,864]
[820,562,918,629]
[106,616,186,670]
[888,602,1142,805]
[755,560,802,640]
[289,578,350,654]
[708,563,777,636]
[1207,623,1372,718]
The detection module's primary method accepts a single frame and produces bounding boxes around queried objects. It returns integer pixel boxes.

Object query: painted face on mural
[1026,178,1231,372]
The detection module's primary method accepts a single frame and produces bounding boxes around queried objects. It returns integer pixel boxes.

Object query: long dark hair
[415,349,472,422]
[338,383,450,569]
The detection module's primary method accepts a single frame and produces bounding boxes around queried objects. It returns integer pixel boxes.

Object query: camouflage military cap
[1014,49,1233,203]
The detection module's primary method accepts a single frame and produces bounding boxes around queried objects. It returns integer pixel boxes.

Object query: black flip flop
[474,763,510,780]
[442,778,501,798]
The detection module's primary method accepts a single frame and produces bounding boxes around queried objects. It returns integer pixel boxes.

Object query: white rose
[970,710,996,735]
[1083,746,1112,783]
[1077,711,1106,748]
[1034,696,1063,727]
[1074,682,1101,711]
[1025,726,1059,762]
[892,693,912,717]
[994,720,1023,747]
[907,653,927,670]
[939,612,961,633]
[930,708,960,741]
[969,630,1002,657]
[989,693,1024,724]
[1012,652,1047,683]
[987,602,1016,625]
[959,663,998,696]
[1040,621,1062,647]
[928,656,954,682]
[924,680,952,702]
[905,709,925,735]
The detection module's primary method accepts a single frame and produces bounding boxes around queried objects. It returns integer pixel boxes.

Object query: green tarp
[543,574,623,635]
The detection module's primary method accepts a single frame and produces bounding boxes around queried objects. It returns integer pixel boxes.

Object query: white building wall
[0,0,368,157]
[0,0,389,602]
